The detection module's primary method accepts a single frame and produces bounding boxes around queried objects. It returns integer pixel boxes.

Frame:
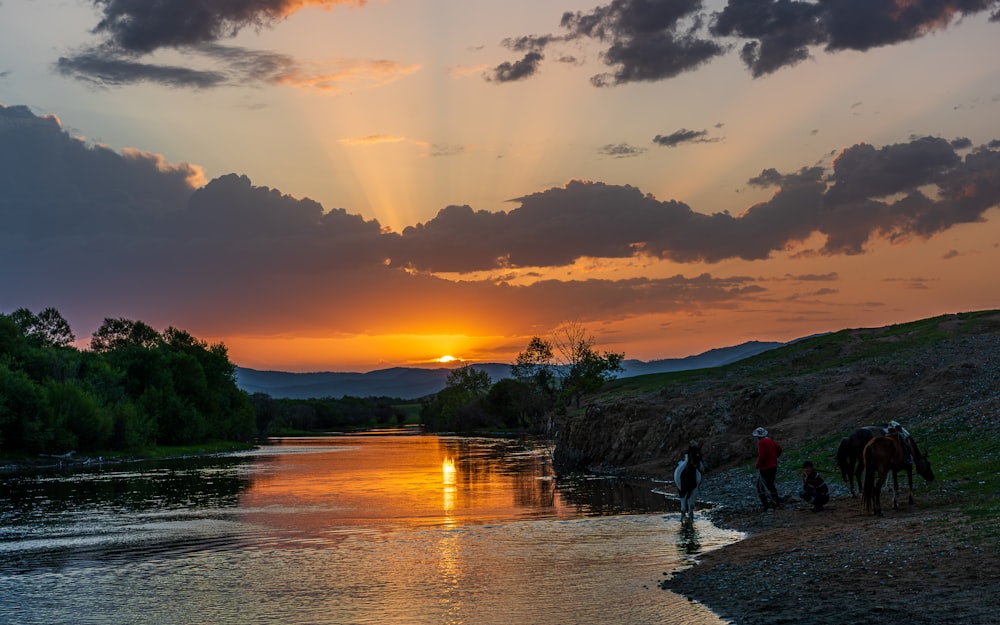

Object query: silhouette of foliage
[0,308,255,455]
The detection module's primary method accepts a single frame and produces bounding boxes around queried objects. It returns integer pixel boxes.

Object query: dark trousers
[757,467,781,508]
[800,490,830,509]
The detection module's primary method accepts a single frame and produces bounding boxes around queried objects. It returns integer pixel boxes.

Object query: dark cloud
[486,52,544,83]
[57,41,412,90]
[652,128,719,147]
[0,105,199,236]
[715,0,1000,76]
[89,0,336,54]
[562,0,724,85]
[491,0,1000,85]
[0,104,763,340]
[748,166,824,188]
[56,50,227,88]
[784,272,839,281]
[501,35,557,53]
[824,138,960,206]
[821,0,997,52]
[395,135,1000,268]
[710,0,826,77]
[747,168,785,188]
[56,1,370,88]
[5,104,1000,340]
[599,143,646,157]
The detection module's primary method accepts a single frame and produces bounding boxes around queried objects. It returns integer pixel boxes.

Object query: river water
[0,434,741,625]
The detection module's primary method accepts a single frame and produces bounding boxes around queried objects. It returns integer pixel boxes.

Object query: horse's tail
[861,441,876,513]
[835,437,851,484]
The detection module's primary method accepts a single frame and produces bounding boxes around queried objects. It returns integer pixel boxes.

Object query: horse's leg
[853,460,863,498]
[874,472,887,516]
[906,467,915,505]
[891,470,899,510]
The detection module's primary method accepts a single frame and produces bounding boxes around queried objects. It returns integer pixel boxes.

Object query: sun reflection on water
[442,456,457,519]
[439,456,464,623]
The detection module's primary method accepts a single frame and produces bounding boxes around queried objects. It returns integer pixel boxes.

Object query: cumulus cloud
[393,136,1000,269]
[652,128,720,147]
[563,0,724,86]
[486,52,544,83]
[4,104,1000,340]
[599,143,646,158]
[89,0,365,54]
[54,0,420,90]
[490,0,1000,85]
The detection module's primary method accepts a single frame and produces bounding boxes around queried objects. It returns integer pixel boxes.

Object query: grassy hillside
[553,310,1000,517]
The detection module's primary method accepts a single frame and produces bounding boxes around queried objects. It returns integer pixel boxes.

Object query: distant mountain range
[234,340,784,400]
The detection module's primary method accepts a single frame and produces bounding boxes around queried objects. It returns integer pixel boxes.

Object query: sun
[437,355,458,363]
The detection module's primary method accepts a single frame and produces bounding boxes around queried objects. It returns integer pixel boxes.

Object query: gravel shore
[659,466,1000,625]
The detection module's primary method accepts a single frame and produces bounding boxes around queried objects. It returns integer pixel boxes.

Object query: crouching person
[799,461,830,512]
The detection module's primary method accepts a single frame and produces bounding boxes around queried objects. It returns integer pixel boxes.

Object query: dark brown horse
[836,425,887,496]
[861,434,934,516]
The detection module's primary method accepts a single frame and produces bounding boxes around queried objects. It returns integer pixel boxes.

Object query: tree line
[0,307,258,455]
[248,393,409,434]
[1,308,623,455]
[421,323,624,433]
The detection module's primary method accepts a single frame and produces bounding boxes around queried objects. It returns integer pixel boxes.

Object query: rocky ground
[659,464,1000,625]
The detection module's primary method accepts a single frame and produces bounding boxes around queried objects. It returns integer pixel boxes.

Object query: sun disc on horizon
[438,355,458,363]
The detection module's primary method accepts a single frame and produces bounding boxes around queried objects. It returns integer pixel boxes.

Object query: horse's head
[686,442,704,468]
[911,440,935,482]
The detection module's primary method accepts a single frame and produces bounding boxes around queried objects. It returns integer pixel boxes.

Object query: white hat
[752,427,768,438]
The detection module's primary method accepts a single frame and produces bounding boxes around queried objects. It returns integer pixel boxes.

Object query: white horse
[674,442,704,523]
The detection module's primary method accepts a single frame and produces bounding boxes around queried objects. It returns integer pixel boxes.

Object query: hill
[612,312,1000,625]
[552,310,1000,487]
[235,340,783,399]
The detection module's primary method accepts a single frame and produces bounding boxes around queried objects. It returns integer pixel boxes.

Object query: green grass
[392,402,423,425]
[600,310,1000,398]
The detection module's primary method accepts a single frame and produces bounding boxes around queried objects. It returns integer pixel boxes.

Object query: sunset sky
[2,0,1000,373]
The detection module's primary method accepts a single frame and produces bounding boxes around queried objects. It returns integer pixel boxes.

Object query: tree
[90,318,161,352]
[446,365,492,396]
[421,365,493,431]
[515,323,624,410]
[1,310,255,453]
[564,346,624,408]
[10,307,75,347]
[511,336,557,395]
[485,378,546,430]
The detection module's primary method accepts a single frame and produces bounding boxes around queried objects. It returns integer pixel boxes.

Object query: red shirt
[756,437,782,470]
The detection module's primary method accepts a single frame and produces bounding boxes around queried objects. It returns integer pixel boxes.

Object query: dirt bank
[659,467,1000,625]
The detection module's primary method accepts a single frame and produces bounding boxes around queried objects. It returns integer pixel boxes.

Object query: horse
[674,442,704,523]
[836,425,888,496]
[861,434,935,516]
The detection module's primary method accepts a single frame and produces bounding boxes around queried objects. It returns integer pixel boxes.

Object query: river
[0,433,741,625]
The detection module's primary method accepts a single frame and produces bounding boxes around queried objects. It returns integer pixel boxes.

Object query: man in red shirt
[753,427,784,511]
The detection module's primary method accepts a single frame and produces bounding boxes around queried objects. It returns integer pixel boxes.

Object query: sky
[2,0,1000,373]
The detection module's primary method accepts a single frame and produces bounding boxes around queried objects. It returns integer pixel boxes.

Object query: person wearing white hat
[753,426,784,510]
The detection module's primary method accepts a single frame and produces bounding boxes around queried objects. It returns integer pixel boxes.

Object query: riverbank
[0,441,257,474]
[660,467,1000,625]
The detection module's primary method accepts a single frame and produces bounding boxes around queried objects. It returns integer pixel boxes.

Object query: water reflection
[677,519,704,566]
[0,434,741,625]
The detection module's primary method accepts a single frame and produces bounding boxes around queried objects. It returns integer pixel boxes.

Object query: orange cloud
[276,59,421,92]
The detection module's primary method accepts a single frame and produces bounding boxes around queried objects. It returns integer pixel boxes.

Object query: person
[752,426,783,511]
[799,460,830,512]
